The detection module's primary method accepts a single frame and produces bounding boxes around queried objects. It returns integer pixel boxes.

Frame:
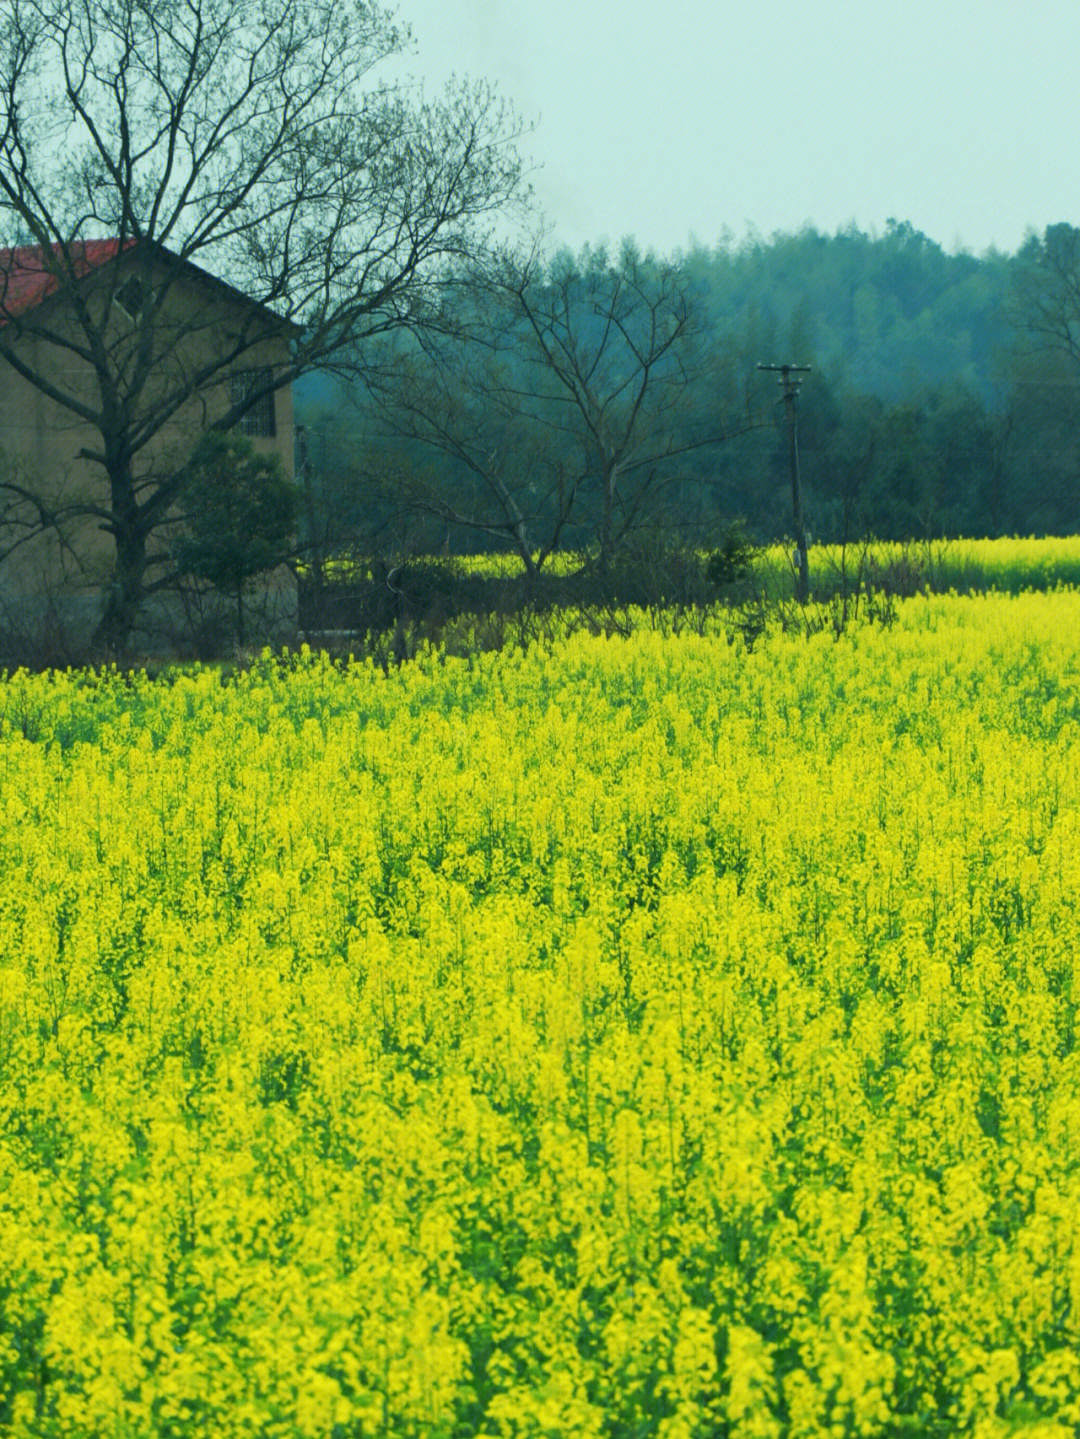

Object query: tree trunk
[91,451,146,657]
[600,457,618,572]
[93,529,148,656]
[511,519,538,582]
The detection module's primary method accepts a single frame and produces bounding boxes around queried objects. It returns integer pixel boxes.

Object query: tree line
[297,220,1080,575]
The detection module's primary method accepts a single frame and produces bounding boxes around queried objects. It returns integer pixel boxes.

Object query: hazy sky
[396,0,1080,258]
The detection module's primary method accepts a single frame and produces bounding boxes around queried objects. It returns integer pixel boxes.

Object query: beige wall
[0,255,295,629]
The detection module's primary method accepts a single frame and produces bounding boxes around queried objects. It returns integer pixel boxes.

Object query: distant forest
[295,221,1080,559]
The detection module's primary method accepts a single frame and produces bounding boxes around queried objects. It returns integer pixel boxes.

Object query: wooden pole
[759,363,811,603]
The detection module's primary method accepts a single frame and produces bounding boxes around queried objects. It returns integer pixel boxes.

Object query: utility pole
[294,423,326,639]
[759,363,812,603]
[295,424,325,589]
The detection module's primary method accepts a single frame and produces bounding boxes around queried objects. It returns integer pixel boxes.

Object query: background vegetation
[294,220,1080,590]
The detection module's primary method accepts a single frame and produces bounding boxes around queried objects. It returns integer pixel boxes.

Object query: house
[0,238,297,652]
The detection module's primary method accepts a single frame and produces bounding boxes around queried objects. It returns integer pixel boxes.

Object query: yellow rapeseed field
[2,590,1080,1437]
[345,532,1080,593]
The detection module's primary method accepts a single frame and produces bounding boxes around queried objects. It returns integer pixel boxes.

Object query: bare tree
[502,239,747,570]
[362,293,584,578]
[365,237,753,576]
[0,0,528,651]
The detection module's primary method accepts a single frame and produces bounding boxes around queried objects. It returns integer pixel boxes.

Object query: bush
[705,521,758,588]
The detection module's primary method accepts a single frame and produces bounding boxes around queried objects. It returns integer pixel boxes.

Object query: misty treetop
[687,220,1010,402]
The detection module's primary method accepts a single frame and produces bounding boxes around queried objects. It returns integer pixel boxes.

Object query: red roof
[0,239,135,320]
[0,236,302,336]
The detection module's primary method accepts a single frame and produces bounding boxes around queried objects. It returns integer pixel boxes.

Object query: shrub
[705,520,758,588]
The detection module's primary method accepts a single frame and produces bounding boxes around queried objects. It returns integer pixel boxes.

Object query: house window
[231,367,276,438]
[115,276,144,320]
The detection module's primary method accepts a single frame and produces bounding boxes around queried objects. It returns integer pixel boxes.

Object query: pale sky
[395,0,1080,257]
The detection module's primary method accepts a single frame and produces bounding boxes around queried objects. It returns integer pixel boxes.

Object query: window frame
[114,275,145,322]
[230,366,277,439]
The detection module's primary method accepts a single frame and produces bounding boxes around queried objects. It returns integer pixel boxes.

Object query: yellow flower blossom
[1,586,1080,1433]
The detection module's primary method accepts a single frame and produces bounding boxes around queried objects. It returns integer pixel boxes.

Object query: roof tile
[0,239,136,320]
